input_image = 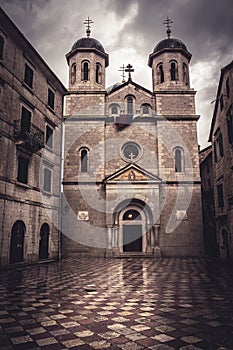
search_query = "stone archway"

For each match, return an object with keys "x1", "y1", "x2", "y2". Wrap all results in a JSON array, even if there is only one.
[
  {"x1": 109, "y1": 198, "x2": 159, "y2": 255},
  {"x1": 39, "y1": 223, "x2": 50, "y2": 260},
  {"x1": 10, "y1": 220, "x2": 25, "y2": 264}
]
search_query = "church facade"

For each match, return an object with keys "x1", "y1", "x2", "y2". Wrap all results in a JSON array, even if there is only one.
[{"x1": 62, "y1": 20, "x2": 203, "y2": 257}]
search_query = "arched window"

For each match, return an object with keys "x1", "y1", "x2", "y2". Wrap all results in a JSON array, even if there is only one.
[
  {"x1": 127, "y1": 96, "x2": 133, "y2": 115},
  {"x1": 123, "y1": 209, "x2": 141, "y2": 220},
  {"x1": 96, "y1": 63, "x2": 102, "y2": 84},
  {"x1": 170, "y1": 61, "x2": 178, "y2": 81},
  {"x1": 183, "y1": 63, "x2": 188, "y2": 85},
  {"x1": 157, "y1": 63, "x2": 164, "y2": 84},
  {"x1": 110, "y1": 104, "x2": 119, "y2": 116},
  {"x1": 174, "y1": 147, "x2": 184, "y2": 172},
  {"x1": 71, "y1": 63, "x2": 76, "y2": 84},
  {"x1": 80, "y1": 148, "x2": 89, "y2": 173},
  {"x1": 82, "y1": 61, "x2": 89, "y2": 81},
  {"x1": 142, "y1": 104, "x2": 150, "y2": 115}
]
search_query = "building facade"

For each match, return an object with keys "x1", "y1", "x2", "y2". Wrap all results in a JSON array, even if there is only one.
[
  {"x1": 200, "y1": 145, "x2": 217, "y2": 256},
  {"x1": 208, "y1": 60, "x2": 233, "y2": 261},
  {"x1": 62, "y1": 22, "x2": 203, "y2": 257},
  {"x1": 0, "y1": 8, "x2": 66, "y2": 267}
]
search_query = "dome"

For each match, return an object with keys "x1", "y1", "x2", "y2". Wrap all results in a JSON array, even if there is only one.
[
  {"x1": 71, "y1": 37, "x2": 105, "y2": 53},
  {"x1": 153, "y1": 38, "x2": 188, "y2": 53}
]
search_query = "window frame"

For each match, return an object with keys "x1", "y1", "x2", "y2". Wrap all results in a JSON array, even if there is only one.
[
  {"x1": 24, "y1": 63, "x2": 34, "y2": 89},
  {"x1": 48, "y1": 88, "x2": 55, "y2": 110},
  {"x1": 45, "y1": 125, "x2": 53, "y2": 149},
  {"x1": 96, "y1": 62, "x2": 102, "y2": 84},
  {"x1": 43, "y1": 167, "x2": 52, "y2": 193},
  {"x1": 217, "y1": 183, "x2": 224, "y2": 208},
  {"x1": 174, "y1": 147, "x2": 184, "y2": 173},
  {"x1": 17, "y1": 155, "x2": 29, "y2": 184},
  {"x1": 157, "y1": 63, "x2": 164, "y2": 84},
  {"x1": 81, "y1": 60, "x2": 90, "y2": 81},
  {"x1": 80, "y1": 147, "x2": 89, "y2": 173},
  {"x1": 170, "y1": 60, "x2": 178, "y2": 81},
  {"x1": 71, "y1": 63, "x2": 77, "y2": 84}
]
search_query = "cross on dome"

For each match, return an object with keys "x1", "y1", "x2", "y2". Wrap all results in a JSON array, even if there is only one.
[
  {"x1": 119, "y1": 64, "x2": 126, "y2": 83},
  {"x1": 84, "y1": 17, "x2": 94, "y2": 37},
  {"x1": 163, "y1": 16, "x2": 173, "y2": 39},
  {"x1": 125, "y1": 64, "x2": 134, "y2": 81}
]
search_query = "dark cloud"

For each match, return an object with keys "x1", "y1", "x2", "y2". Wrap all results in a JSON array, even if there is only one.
[{"x1": 0, "y1": 0, "x2": 232, "y2": 148}]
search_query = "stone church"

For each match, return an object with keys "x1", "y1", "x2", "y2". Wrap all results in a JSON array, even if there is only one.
[{"x1": 62, "y1": 18, "x2": 203, "y2": 257}]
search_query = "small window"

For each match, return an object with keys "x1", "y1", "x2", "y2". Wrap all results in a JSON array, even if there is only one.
[
  {"x1": 111, "y1": 105, "x2": 118, "y2": 115},
  {"x1": 0, "y1": 35, "x2": 4, "y2": 60},
  {"x1": 82, "y1": 61, "x2": 89, "y2": 81},
  {"x1": 21, "y1": 106, "x2": 31, "y2": 132},
  {"x1": 226, "y1": 77, "x2": 230, "y2": 98},
  {"x1": 80, "y1": 148, "x2": 89, "y2": 173},
  {"x1": 45, "y1": 125, "x2": 53, "y2": 148},
  {"x1": 220, "y1": 95, "x2": 224, "y2": 111},
  {"x1": 183, "y1": 63, "x2": 188, "y2": 85},
  {"x1": 142, "y1": 104, "x2": 150, "y2": 115},
  {"x1": 96, "y1": 63, "x2": 102, "y2": 84},
  {"x1": 43, "y1": 168, "x2": 52, "y2": 192},
  {"x1": 217, "y1": 132, "x2": 224, "y2": 157},
  {"x1": 170, "y1": 61, "x2": 178, "y2": 81},
  {"x1": 214, "y1": 141, "x2": 217, "y2": 162},
  {"x1": 157, "y1": 63, "x2": 164, "y2": 83},
  {"x1": 24, "y1": 63, "x2": 33, "y2": 88},
  {"x1": 71, "y1": 63, "x2": 76, "y2": 84},
  {"x1": 174, "y1": 148, "x2": 183, "y2": 172},
  {"x1": 17, "y1": 156, "x2": 29, "y2": 184},
  {"x1": 48, "y1": 88, "x2": 55, "y2": 110},
  {"x1": 217, "y1": 183, "x2": 224, "y2": 208},
  {"x1": 127, "y1": 96, "x2": 133, "y2": 115}
]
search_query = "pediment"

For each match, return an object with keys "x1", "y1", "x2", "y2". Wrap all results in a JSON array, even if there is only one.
[{"x1": 104, "y1": 163, "x2": 162, "y2": 183}]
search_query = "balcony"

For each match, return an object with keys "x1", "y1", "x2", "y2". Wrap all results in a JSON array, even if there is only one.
[{"x1": 14, "y1": 120, "x2": 45, "y2": 152}]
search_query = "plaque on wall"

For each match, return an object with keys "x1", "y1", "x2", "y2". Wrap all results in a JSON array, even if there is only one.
[{"x1": 77, "y1": 211, "x2": 89, "y2": 221}]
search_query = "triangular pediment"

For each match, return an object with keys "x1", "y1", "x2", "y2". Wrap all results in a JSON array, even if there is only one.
[{"x1": 104, "y1": 163, "x2": 162, "y2": 183}]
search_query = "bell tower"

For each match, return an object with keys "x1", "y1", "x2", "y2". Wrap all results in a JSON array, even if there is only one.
[
  {"x1": 65, "y1": 18, "x2": 109, "y2": 116},
  {"x1": 148, "y1": 17, "x2": 195, "y2": 116}
]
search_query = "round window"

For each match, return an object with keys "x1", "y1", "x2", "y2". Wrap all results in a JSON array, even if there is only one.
[{"x1": 122, "y1": 142, "x2": 141, "y2": 162}]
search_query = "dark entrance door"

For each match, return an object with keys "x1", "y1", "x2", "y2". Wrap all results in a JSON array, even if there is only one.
[
  {"x1": 123, "y1": 225, "x2": 142, "y2": 252},
  {"x1": 10, "y1": 221, "x2": 25, "y2": 264},
  {"x1": 39, "y1": 223, "x2": 49, "y2": 260}
]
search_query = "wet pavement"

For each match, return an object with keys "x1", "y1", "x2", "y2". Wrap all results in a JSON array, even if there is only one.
[{"x1": 0, "y1": 257, "x2": 233, "y2": 350}]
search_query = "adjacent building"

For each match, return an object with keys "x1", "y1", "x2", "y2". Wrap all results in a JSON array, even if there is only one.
[
  {"x1": 208, "y1": 60, "x2": 233, "y2": 260},
  {"x1": 0, "y1": 7, "x2": 66, "y2": 267},
  {"x1": 62, "y1": 20, "x2": 204, "y2": 257}
]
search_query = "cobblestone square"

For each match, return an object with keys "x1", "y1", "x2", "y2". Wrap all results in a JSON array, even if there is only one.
[{"x1": 0, "y1": 258, "x2": 233, "y2": 349}]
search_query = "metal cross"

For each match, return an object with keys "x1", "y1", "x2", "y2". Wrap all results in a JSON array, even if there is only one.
[
  {"x1": 125, "y1": 64, "x2": 134, "y2": 81},
  {"x1": 163, "y1": 16, "x2": 173, "y2": 38},
  {"x1": 119, "y1": 64, "x2": 126, "y2": 83},
  {"x1": 84, "y1": 17, "x2": 94, "y2": 37}
]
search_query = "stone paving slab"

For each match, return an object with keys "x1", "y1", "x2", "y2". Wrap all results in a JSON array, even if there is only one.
[{"x1": 0, "y1": 257, "x2": 233, "y2": 349}]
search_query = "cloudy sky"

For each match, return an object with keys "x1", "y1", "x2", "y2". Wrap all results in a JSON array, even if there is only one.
[{"x1": 1, "y1": 0, "x2": 233, "y2": 149}]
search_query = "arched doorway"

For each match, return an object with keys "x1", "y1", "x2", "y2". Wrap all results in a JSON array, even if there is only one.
[
  {"x1": 10, "y1": 220, "x2": 25, "y2": 264},
  {"x1": 122, "y1": 209, "x2": 142, "y2": 252},
  {"x1": 39, "y1": 223, "x2": 50, "y2": 260}
]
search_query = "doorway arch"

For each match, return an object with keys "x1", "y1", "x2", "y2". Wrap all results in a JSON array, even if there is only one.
[
  {"x1": 39, "y1": 223, "x2": 50, "y2": 260},
  {"x1": 10, "y1": 220, "x2": 25, "y2": 264},
  {"x1": 113, "y1": 199, "x2": 153, "y2": 253}
]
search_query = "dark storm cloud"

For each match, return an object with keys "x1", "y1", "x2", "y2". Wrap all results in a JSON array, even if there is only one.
[
  {"x1": 0, "y1": 0, "x2": 232, "y2": 147},
  {"x1": 107, "y1": 0, "x2": 233, "y2": 63}
]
